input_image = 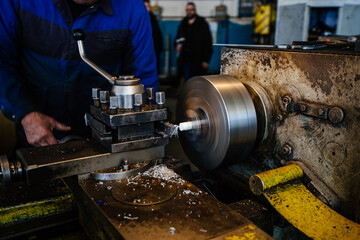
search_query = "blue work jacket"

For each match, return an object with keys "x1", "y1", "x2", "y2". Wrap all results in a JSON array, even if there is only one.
[{"x1": 0, "y1": 0, "x2": 158, "y2": 132}]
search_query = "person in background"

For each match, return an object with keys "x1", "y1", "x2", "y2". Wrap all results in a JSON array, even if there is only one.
[
  {"x1": 0, "y1": 0, "x2": 158, "y2": 147},
  {"x1": 175, "y1": 2, "x2": 213, "y2": 81},
  {"x1": 144, "y1": 0, "x2": 163, "y2": 74}
]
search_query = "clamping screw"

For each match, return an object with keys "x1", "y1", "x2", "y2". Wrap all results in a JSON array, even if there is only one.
[
  {"x1": 122, "y1": 160, "x2": 129, "y2": 171},
  {"x1": 282, "y1": 96, "x2": 292, "y2": 105},
  {"x1": 282, "y1": 144, "x2": 293, "y2": 156}
]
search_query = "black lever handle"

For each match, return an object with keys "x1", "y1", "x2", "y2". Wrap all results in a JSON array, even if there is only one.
[{"x1": 73, "y1": 29, "x2": 86, "y2": 41}]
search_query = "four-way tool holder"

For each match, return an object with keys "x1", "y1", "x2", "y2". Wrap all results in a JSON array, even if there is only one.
[
  {"x1": 85, "y1": 83, "x2": 170, "y2": 153},
  {"x1": 72, "y1": 29, "x2": 173, "y2": 153}
]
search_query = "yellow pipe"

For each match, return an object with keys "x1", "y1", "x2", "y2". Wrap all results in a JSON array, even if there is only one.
[
  {"x1": 250, "y1": 165, "x2": 360, "y2": 239},
  {"x1": 249, "y1": 164, "x2": 303, "y2": 195}
]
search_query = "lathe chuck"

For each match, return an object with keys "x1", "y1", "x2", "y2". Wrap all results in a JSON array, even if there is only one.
[{"x1": 176, "y1": 75, "x2": 258, "y2": 170}]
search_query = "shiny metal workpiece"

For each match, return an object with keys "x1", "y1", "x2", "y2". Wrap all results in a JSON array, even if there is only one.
[{"x1": 177, "y1": 75, "x2": 258, "y2": 170}]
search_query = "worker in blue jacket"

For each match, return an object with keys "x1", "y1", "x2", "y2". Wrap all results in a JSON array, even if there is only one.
[{"x1": 0, "y1": 0, "x2": 158, "y2": 147}]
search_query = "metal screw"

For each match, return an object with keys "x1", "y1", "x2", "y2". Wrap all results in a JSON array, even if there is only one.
[
  {"x1": 282, "y1": 95, "x2": 292, "y2": 105},
  {"x1": 100, "y1": 91, "x2": 109, "y2": 111},
  {"x1": 133, "y1": 93, "x2": 143, "y2": 112},
  {"x1": 109, "y1": 96, "x2": 118, "y2": 114},
  {"x1": 122, "y1": 160, "x2": 129, "y2": 171},
  {"x1": 156, "y1": 92, "x2": 165, "y2": 109},
  {"x1": 276, "y1": 115, "x2": 283, "y2": 122},
  {"x1": 282, "y1": 144, "x2": 293, "y2": 156},
  {"x1": 146, "y1": 88, "x2": 154, "y2": 104},
  {"x1": 92, "y1": 88, "x2": 100, "y2": 107},
  {"x1": 169, "y1": 227, "x2": 176, "y2": 235},
  {"x1": 300, "y1": 104, "x2": 307, "y2": 112}
]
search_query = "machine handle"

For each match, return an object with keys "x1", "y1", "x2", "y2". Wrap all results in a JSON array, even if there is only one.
[
  {"x1": 72, "y1": 29, "x2": 115, "y2": 85},
  {"x1": 72, "y1": 29, "x2": 86, "y2": 41}
]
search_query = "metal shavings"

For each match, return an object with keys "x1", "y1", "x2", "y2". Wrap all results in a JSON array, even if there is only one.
[
  {"x1": 129, "y1": 164, "x2": 185, "y2": 185},
  {"x1": 124, "y1": 216, "x2": 138, "y2": 220},
  {"x1": 169, "y1": 125, "x2": 179, "y2": 138}
]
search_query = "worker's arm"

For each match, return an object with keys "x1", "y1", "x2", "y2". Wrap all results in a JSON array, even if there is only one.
[
  {"x1": 122, "y1": 1, "x2": 159, "y2": 92},
  {"x1": 0, "y1": 0, "x2": 70, "y2": 146}
]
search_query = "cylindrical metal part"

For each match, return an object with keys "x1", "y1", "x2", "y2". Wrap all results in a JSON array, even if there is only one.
[
  {"x1": 100, "y1": 90, "x2": 109, "y2": 111},
  {"x1": 179, "y1": 121, "x2": 201, "y2": 132},
  {"x1": 120, "y1": 94, "x2": 134, "y2": 110},
  {"x1": 177, "y1": 75, "x2": 258, "y2": 170},
  {"x1": 109, "y1": 96, "x2": 118, "y2": 114},
  {"x1": 146, "y1": 88, "x2": 154, "y2": 104},
  {"x1": 123, "y1": 160, "x2": 129, "y2": 171},
  {"x1": 92, "y1": 88, "x2": 100, "y2": 107},
  {"x1": 133, "y1": 93, "x2": 143, "y2": 112},
  {"x1": 249, "y1": 164, "x2": 303, "y2": 195},
  {"x1": 0, "y1": 155, "x2": 11, "y2": 188},
  {"x1": 156, "y1": 91, "x2": 165, "y2": 109}
]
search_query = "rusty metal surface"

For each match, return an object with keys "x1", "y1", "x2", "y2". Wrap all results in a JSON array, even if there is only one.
[
  {"x1": 66, "y1": 165, "x2": 272, "y2": 240},
  {"x1": 220, "y1": 48, "x2": 360, "y2": 222}
]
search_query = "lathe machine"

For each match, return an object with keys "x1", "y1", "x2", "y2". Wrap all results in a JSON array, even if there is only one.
[{"x1": 0, "y1": 32, "x2": 360, "y2": 239}]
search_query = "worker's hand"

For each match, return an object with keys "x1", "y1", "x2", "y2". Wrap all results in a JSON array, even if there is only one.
[
  {"x1": 176, "y1": 45, "x2": 182, "y2": 52},
  {"x1": 201, "y1": 62, "x2": 209, "y2": 69},
  {"x1": 21, "y1": 112, "x2": 71, "y2": 147}
]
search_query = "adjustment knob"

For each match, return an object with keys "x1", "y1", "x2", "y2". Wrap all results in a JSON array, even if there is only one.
[{"x1": 73, "y1": 29, "x2": 86, "y2": 41}]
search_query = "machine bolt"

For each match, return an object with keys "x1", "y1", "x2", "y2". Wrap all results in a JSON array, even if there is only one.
[
  {"x1": 169, "y1": 227, "x2": 176, "y2": 235},
  {"x1": 276, "y1": 115, "x2": 283, "y2": 122},
  {"x1": 122, "y1": 160, "x2": 129, "y2": 171},
  {"x1": 92, "y1": 88, "x2": 100, "y2": 108},
  {"x1": 146, "y1": 88, "x2": 154, "y2": 104},
  {"x1": 317, "y1": 108, "x2": 324, "y2": 116},
  {"x1": 282, "y1": 95, "x2": 292, "y2": 105},
  {"x1": 282, "y1": 144, "x2": 293, "y2": 156},
  {"x1": 133, "y1": 93, "x2": 143, "y2": 112},
  {"x1": 109, "y1": 96, "x2": 118, "y2": 115},
  {"x1": 300, "y1": 104, "x2": 307, "y2": 112},
  {"x1": 100, "y1": 91, "x2": 109, "y2": 111},
  {"x1": 328, "y1": 107, "x2": 344, "y2": 124},
  {"x1": 156, "y1": 91, "x2": 165, "y2": 109}
]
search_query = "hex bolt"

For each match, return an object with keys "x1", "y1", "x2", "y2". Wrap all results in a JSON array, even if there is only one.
[
  {"x1": 282, "y1": 144, "x2": 293, "y2": 156},
  {"x1": 317, "y1": 108, "x2": 324, "y2": 116},
  {"x1": 300, "y1": 104, "x2": 307, "y2": 112},
  {"x1": 100, "y1": 91, "x2": 109, "y2": 111},
  {"x1": 109, "y1": 96, "x2": 118, "y2": 115},
  {"x1": 133, "y1": 93, "x2": 143, "y2": 112},
  {"x1": 92, "y1": 88, "x2": 101, "y2": 108},
  {"x1": 156, "y1": 91, "x2": 165, "y2": 109},
  {"x1": 122, "y1": 160, "x2": 129, "y2": 171},
  {"x1": 146, "y1": 88, "x2": 154, "y2": 104},
  {"x1": 276, "y1": 115, "x2": 283, "y2": 122}
]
